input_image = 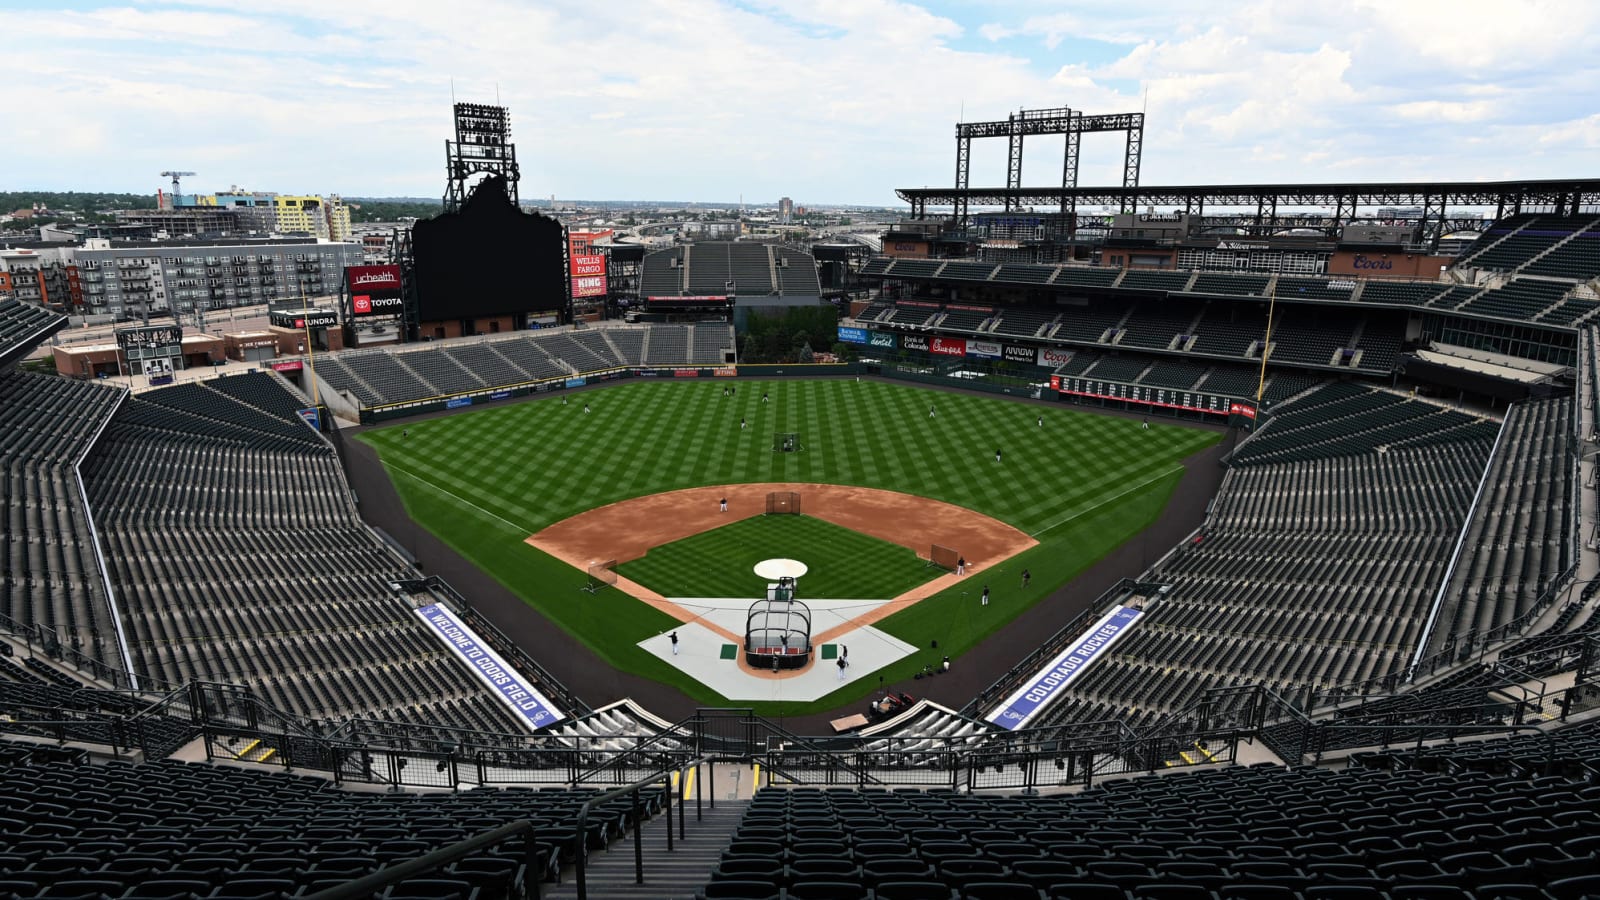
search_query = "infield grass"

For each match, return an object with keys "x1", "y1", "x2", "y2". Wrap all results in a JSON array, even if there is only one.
[
  {"x1": 359, "y1": 377, "x2": 1221, "y2": 712},
  {"x1": 617, "y1": 514, "x2": 938, "y2": 600}
]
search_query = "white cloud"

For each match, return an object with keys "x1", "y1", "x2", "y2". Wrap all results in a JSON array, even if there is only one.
[{"x1": 3, "y1": 0, "x2": 1597, "y2": 203}]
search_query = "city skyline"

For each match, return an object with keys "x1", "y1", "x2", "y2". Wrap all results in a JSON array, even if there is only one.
[{"x1": 7, "y1": 0, "x2": 1597, "y2": 207}]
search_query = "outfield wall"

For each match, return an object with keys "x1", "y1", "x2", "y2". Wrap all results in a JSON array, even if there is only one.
[{"x1": 355, "y1": 364, "x2": 863, "y2": 423}]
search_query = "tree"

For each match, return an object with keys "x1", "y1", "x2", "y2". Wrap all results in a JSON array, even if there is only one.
[
  {"x1": 797, "y1": 343, "x2": 814, "y2": 363},
  {"x1": 742, "y1": 333, "x2": 760, "y2": 363}
]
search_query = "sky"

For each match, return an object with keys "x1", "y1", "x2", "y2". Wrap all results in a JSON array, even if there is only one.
[{"x1": 5, "y1": 0, "x2": 1597, "y2": 207}]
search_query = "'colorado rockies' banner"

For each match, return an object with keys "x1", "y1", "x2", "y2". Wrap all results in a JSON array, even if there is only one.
[
  {"x1": 414, "y1": 604, "x2": 565, "y2": 730},
  {"x1": 986, "y1": 604, "x2": 1143, "y2": 730}
]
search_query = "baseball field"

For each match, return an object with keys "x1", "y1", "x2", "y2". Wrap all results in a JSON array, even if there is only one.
[{"x1": 358, "y1": 377, "x2": 1221, "y2": 712}]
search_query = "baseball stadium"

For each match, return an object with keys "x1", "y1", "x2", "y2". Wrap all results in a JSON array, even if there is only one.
[{"x1": 3, "y1": 96, "x2": 1600, "y2": 900}]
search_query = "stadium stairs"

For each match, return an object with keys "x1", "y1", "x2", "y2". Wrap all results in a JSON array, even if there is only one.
[{"x1": 545, "y1": 795, "x2": 749, "y2": 900}]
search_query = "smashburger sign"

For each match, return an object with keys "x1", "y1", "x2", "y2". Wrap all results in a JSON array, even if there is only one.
[{"x1": 352, "y1": 294, "x2": 405, "y2": 316}]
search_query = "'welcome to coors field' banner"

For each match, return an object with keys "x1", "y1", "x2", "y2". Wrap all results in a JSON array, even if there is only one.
[
  {"x1": 414, "y1": 604, "x2": 565, "y2": 730},
  {"x1": 986, "y1": 604, "x2": 1143, "y2": 730}
]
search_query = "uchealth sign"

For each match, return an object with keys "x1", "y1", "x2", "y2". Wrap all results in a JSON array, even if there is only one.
[
  {"x1": 345, "y1": 264, "x2": 401, "y2": 293},
  {"x1": 930, "y1": 336, "x2": 966, "y2": 357},
  {"x1": 1038, "y1": 346, "x2": 1076, "y2": 368},
  {"x1": 967, "y1": 340, "x2": 1002, "y2": 360}
]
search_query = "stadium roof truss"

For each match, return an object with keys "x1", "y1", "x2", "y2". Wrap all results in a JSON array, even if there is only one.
[{"x1": 900, "y1": 178, "x2": 1600, "y2": 251}]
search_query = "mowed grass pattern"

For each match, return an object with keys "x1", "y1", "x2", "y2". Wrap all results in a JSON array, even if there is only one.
[
  {"x1": 360, "y1": 378, "x2": 1221, "y2": 711},
  {"x1": 617, "y1": 515, "x2": 938, "y2": 600},
  {"x1": 365, "y1": 379, "x2": 1210, "y2": 534}
]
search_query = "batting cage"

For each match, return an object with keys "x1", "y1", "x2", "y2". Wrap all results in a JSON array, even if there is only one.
[
  {"x1": 766, "y1": 491, "x2": 801, "y2": 515},
  {"x1": 928, "y1": 544, "x2": 961, "y2": 571},
  {"x1": 772, "y1": 432, "x2": 803, "y2": 453},
  {"x1": 581, "y1": 559, "x2": 618, "y2": 594},
  {"x1": 745, "y1": 597, "x2": 812, "y2": 670}
]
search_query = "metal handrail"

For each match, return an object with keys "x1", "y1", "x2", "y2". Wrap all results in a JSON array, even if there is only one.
[{"x1": 573, "y1": 760, "x2": 695, "y2": 900}]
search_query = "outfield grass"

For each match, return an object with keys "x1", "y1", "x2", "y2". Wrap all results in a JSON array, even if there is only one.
[
  {"x1": 617, "y1": 514, "x2": 938, "y2": 600},
  {"x1": 359, "y1": 377, "x2": 1220, "y2": 712}
]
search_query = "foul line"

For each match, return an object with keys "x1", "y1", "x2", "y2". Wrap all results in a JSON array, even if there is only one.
[
  {"x1": 388, "y1": 462, "x2": 532, "y2": 534},
  {"x1": 1028, "y1": 465, "x2": 1185, "y2": 538}
]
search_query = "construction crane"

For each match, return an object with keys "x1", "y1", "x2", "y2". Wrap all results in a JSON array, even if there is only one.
[{"x1": 160, "y1": 170, "x2": 196, "y2": 208}]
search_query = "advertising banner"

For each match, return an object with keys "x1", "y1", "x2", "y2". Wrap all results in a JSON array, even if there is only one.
[
  {"x1": 570, "y1": 254, "x2": 606, "y2": 277},
  {"x1": 445, "y1": 396, "x2": 473, "y2": 409},
  {"x1": 1229, "y1": 402, "x2": 1258, "y2": 419},
  {"x1": 967, "y1": 340, "x2": 1002, "y2": 359},
  {"x1": 571, "y1": 275, "x2": 608, "y2": 298},
  {"x1": 296, "y1": 408, "x2": 320, "y2": 430},
  {"x1": 414, "y1": 604, "x2": 564, "y2": 729},
  {"x1": 1002, "y1": 344, "x2": 1035, "y2": 364},
  {"x1": 838, "y1": 326, "x2": 869, "y2": 344},
  {"x1": 490, "y1": 390, "x2": 512, "y2": 401},
  {"x1": 268, "y1": 359, "x2": 303, "y2": 372},
  {"x1": 564, "y1": 376, "x2": 587, "y2": 389},
  {"x1": 351, "y1": 294, "x2": 405, "y2": 316},
  {"x1": 271, "y1": 310, "x2": 337, "y2": 329},
  {"x1": 345, "y1": 264, "x2": 402, "y2": 294},
  {"x1": 713, "y1": 367, "x2": 737, "y2": 377},
  {"x1": 1037, "y1": 346, "x2": 1076, "y2": 368},
  {"x1": 868, "y1": 331, "x2": 897, "y2": 350},
  {"x1": 929, "y1": 336, "x2": 966, "y2": 357},
  {"x1": 673, "y1": 368, "x2": 700, "y2": 378},
  {"x1": 902, "y1": 334, "x2": 930, "y2": 352},
  {"x1": 986, "y1": 605, "x2": 1143, "y2": 730}
]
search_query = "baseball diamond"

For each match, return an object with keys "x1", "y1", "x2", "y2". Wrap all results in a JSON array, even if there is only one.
[{"x1": 360, "y1": 377, "x2": 1219, "y2": 710}]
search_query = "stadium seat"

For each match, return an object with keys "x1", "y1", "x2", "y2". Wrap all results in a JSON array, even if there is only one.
[
  {"x1": 785, "y1": 881, "x2": 872, "y2": 900},
  {"x1": 117, "y1": 878, "x2": 215, "y2": 899},
  {"x1": 874, "y1": 882, "x2": 958, "y2": 900},
  {"x1": 1046, "y1": 885, "x2": 1128, "y2": 900},
  {"x1": 697, "y1": 880, "x2": 782, "y2": 900},
  {"x1": 962, "y1": 882, "x2": 1045, "y2": 899}
]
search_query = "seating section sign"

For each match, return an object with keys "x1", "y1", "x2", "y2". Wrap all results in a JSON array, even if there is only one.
[{"x1": 986, "y1": 605, "x2": 1143, "y2": 730}]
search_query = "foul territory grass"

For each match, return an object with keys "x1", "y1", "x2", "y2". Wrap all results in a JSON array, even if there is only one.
[
  {"x1": 358, "y1": 377, "x2": 1221, "y2": 712},
  {"x1": 617, "y1": 514, "x2": 938, "y2": 600}
]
